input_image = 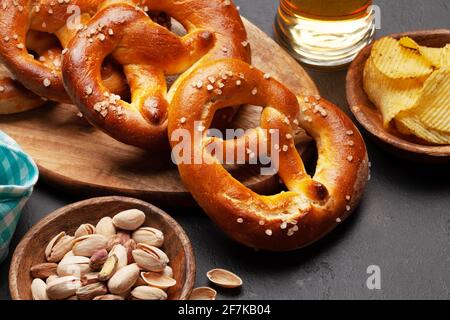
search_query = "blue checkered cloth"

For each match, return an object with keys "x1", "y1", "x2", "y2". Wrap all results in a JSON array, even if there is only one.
[{"x1": 0, "y1": 131, "x2": 38, "y2": 263}]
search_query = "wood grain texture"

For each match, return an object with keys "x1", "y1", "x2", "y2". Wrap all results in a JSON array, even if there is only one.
[
  {"x1": 0, "y1": 18, "x2": 318, "y2": 206},
  {"x1": 9, "y1": 196, "x2": 195, "y2": 300},
  {"x1": 346, "y1": 29, "x2": 450, "y2": 163}
]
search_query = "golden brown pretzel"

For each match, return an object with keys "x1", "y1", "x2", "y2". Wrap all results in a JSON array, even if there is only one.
[
  {"x1": 168, "y1": 59, "x2": 369, "y2": 251},
  {"x1": 0, "y1": 30, "x2": 60, "y2": 114},
  {"x1": 0, "y1": 63, "x2": 44, "y2": 114},
  {"x1": 62, "y1": 0, "x2": 250, "y2": 149},
  {"x1": 0, "y1": 0, "x2": 154, "y2": 102}
]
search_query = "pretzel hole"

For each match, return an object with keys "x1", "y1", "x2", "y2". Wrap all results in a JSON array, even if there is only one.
[{"x1": 26, "y1": 32, "x2": 61, "y2": 63}]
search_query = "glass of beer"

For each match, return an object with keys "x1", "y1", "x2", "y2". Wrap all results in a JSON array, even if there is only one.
[{"x1": 275, "y1": 0, "x2": 375, "y2": 68}]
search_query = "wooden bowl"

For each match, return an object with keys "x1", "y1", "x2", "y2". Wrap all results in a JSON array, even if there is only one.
[
  {"x1": 9, "y1": 196, "x2": 195, "y2": 300},
  {"x1": 346, "y1": 29, "x2": 450, "y2": 163}
]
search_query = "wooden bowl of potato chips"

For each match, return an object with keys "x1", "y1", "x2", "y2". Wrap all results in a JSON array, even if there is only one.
[{"x1": 347, "y1": 29, "x2": 450, "y2": 163}]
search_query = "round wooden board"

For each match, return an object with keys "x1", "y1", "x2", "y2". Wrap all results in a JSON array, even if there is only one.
[{"x1": 0, "y1": 18, "x2": 318, "y2": 207}]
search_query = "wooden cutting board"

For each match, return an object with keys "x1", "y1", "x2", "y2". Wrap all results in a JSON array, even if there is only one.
[{"x1": 0, "y1": 18, "x2": 318, "y2": 207}]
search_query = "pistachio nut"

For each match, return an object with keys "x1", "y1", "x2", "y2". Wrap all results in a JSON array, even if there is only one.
[
  {"x1": 130, "y1": 286, "x2": 167, "y2": 300},
  {"x1": 93, "y1": 294, "x2": 124, "y2": 300},
  {"x1": 30, "y1": 263, "x2": 58, "y2": 279},
  {"x1": 95, "y1": 217, "x2": 116, "y2": 237},
  {"x1": 98, "y1": 254, "x2": 118, "y2": 281},
  {"x1": 76, "y1": 282, "x2": 108, "y2": 300},
  {"x1": 57, "y1": 256, "x2": 91, "y2": 277},
  {"x1": 45, "y1": 232, "x2": 75, "y2": 263},
  {"x1": 107, "y1": 263, "x2": 140, "y2": 295},
  {"x1": 81, "y1": 272, "x2": 100, "y2": 286},
  {"x1": 112, "y1": 209, "x2": 146, "y2": 231},
  {"x1": 46, "y1": 275, "x2": 59, "y2": 285},
  {"x1": 133, "y1": 274, "x2": 147, "y2": 287},
  {"x1": 62, "y1": 250, "x2": 75, "y2": 260},
  {"x1": 132, "y1": 243, "x2": 169, "y2": 272},
  {"x1": 89, "y1": 249, "x2": 109, "y2": 271},
  {"x1": 31, "y1": 278, "x2": 49, "y2": 300},
  {"x1": 132, "y1": 227, "x2": 164, "y2": 247},
  {"x1": 124, "y1": 239, "x2": 136, "y2": 264},
  {"x1": 163, "y1": 266, "x2": 173, "y2": 278},
  {"x1": 106, "y1": 231, "x2": 130, "y2": 251},
  {"x1": 46, "y1": 276, "x2": 82, "y2": 300},
  {"x1": 74, "y1": 223, "x2": 96, "y2": 238},
  {"x1": 72, "y1": 234, "x2": 108, "y2": 257},
  {"x1": 109, "y1": 244, "x2": 128, "y2": 270},
  {"x1": 140, "y1": 271, "x2": 176, "y2": 290}
]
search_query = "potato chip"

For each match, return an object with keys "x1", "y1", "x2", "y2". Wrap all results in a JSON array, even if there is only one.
[
  {"x1": 399, "y1": 37, "x2": 420, "y2": 50},
  {"x1": 419, "y1": 47, "x2": 443, "y2": 68},
  {"x1": 440, "y1": 44, "x2": 450, "y2": 67},
  {"x1": 410, "y1": 68, "x2": 450, "y2": 132},
  {"x1": 398, "y1": 36, "x2": 443, "y2": 67},
  {"x1": 395, "y1": 112, "x2": 450, "y2": 145},
  {"x1": 363, "y1": 58, "x2": 424, "y2": 126},
  {"x1": 371, "y1": 37, "x2": 433, "y2": 78}
]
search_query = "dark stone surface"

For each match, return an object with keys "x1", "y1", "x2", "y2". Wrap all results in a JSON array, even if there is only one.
[{"x1": 1, "y1": 0, "x2": 449, "y2": 300}]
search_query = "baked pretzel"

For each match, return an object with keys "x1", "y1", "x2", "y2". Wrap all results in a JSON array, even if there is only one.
[
  {"x1": 168, "y1": 59, "x2": 369, "y2": 251},
  {"x1": 0, "y1": 0, "x2": 163, "y2": 103},
  {"x1": 0, "y1": 62, "x2": 45, "y2": 114},
  {"x1": 62, "y1": 0, "x2": 250, "y2": 149},
  {"x1": 0, "y1": 30, "x2": 61, "y2": 114}
]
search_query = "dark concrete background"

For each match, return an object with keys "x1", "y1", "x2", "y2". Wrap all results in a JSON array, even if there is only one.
[{"x1": 1, "y1": 0, "x2": 449, "y2": 300}]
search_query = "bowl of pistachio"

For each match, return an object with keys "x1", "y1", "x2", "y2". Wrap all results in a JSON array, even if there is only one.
[{"x1": 9, "y1": 196, "x2": 195, "y2": 300}]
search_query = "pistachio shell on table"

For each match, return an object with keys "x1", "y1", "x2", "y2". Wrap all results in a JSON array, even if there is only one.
[
  {"x1": 189, "y1": 287, "x2": 217, "y2": 300},
  {"x1": 132, "y1": 227, "x2": 164, "y2": 247},
  {"x1": 31, "y1": 278, "x2": 49, "y2": 300},
  {"x1": 46, "y1": 276, "x2": 82, "y2": 300},
  {"x1": 107, "y1": 263, "x2": 140, "y2": 295},
  {"x1": 57, "y1": 256, "x2": 91, "y2": 277},
  {"x1": 109, "y1": 244, "x2": 128, "y2": 270},
  {"x1": 76, "y1": 282, "x2": 108, "y2": 300},
  {"x1": 72, "y1": 234, "x2": 108, "y2": 257},
  {"x1": 140, "y1": 271, "x2": 176, "y2": 290},
  {"x1": 93, "y1": 294, "x2": 124, "y2": 300},
  {"x1": 89, "y1": 249, "x2": 109, "y2": 271},
  {"x1": 130, "y1": 286, "x2": 167, "y2": 300},
  {"x1": 132, "y1": 243, "x2": 169, "y2": 272},
  {"x1": 206, "y1": 269, "x2": 243, "y2": 289},
  {"x1": 112, "y1": 209, "x2": 146, "y2": 231},
  {"x1": 30, "y1": 263, "x2": 58, "y2": 279},
  {"x1": 74, "y1": 224, "x2": 96, "y2": 238},
  {"x1": 45, "y1": 232, "x2": 75, "y2": 263},
  {"x1": 95, "y1": 217, "x2": 116, "y2": 237}
]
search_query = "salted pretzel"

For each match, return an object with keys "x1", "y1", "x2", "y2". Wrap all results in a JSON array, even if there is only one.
[
  {"x1": 168, "y1": 59, "x2": 369, "y2": 251},
  {"x1": 0, "y1": 0, "x2": 168, "y2": 103},
  {"x1": 62, "y1": 0, "x2": 250, "y2": 149},
  {"x1": 0, "y1": 62, "x2": 44, "y2": 114},
  {"x1": 0, "y1": 30, "x2": 61, "y2": 114}
]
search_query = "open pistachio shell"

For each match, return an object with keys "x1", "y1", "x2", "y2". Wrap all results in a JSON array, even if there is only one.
[
  {"x1": 206, "y1": 269, "x2": 243, "y2": 289},
  {"x1": 140, "y1": 271, "x2": 177, "y2": 290},
  {"x1": 189, "y1": 287, "x2": 217, "y2": 300}
]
